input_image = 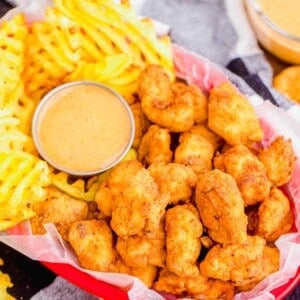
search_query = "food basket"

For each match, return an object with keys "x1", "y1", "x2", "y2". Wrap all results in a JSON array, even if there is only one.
[{"x1": 0, "y1": 1, "x2": 299, "y2": 300}]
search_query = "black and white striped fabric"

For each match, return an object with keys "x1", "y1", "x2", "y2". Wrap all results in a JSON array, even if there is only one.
[{"x1": 0, "y1": 0, "x2": 299, "y2": 299}]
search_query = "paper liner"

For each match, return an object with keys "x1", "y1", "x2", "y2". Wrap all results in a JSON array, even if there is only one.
[{"x1": 0, "y1": 1, "x2": 299, "y2": 299}]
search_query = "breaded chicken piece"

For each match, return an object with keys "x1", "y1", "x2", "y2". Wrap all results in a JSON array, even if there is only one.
[
  {"x1": 138, "y1": 64, "x2": 196, "y2": 132},
  {"x1": 189, "y1": 124, "x2": 223, "y2": 151},
  {"x1": 236, "y1": 246, "x2": 280, "y2": 292},
  {"x1": 137, "y1": 124, "x2": 172, "y2": 166},
  {"x1": 214, "y1": 144, "x2": 271, "y2": 206},
  {"x1": 257, "y1": 187, "x2": 293, "y2": 242},
  {"x1": 68, "y1": 219, "x2": 116, "y2": 272},
  {"x1": 31, "y1": 186, "x2": 88, "y2": 240},
  {"x1": 208, "y1": 82, "x2": 264, "y2": 146},
  {"x1": 153, "y1": 269, "x2": 234, "y2": 300},
  {"x1": 165, "y1": 204, "x2": 203, "y2": 277},
  {"x1": 148, "y1": 162, "x2": 197, "y2": 205},
  {"x1": 110, "y1": 256, "x2": 158, "y2": 288},
  {"x1": 174, "y1": 130, "x2": 215, "y2": 176},
  {"x1": 172, "y1": 81, "x2": 208, "y2": 124},
  {"x1": 94, "y1": 182, "x2": 113, "y2": 218},
  {"x1": 200, "y1": 236, "x2": 278, "y2": 287},
  {"x1": 258, "y1": 136, "x2": 296, "y2": 186},
  {"x1": 195, "y1": 169, "x2": 248, "y2": 244},
  {"x1": 108, "y1": 160, "x2": 169, "y2": 237},
  {"x1": 130, "y1": 102, "x2": 150, "y2": 149},
  {"x1": 116, "y1": 221, "x2": 165, "y2": 268}
]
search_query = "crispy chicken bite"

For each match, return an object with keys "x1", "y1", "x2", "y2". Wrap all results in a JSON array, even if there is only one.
[
  {"x1": 137, "y1": 124, "x2": 172, "y2": 166},
  {"x1": 30, "y1": 186, "x2": 88, "y2": 240},
  {"x1": 165, "y1": 204, "x2": 203, "y2": 277},
  {"x1": 108, "y1": 160, "x2": 169, "y2": 238},
  {"x1": 130, "y1": 102, "x2": 150, "y2": 149},
  {"x1": 68, "y1": 219, "x2": 116, "y2": 272},
  {"x1": 94, "y1": 182, "x2": 114, "y2": 218},
  {"x1": 214, "y1": 144, "x2": 271, "y2": 206},
  {"x1": 258, "y1": 136, "x2": 297, "y2": 186},
  {"x1": 171, "y1": 81, "x2": 208, "y2": 124},
  {"x1": 189, "y1": 124, "x2": 223, "y2": 151},
  {"x1": 110, "y1": 256, "x2": 158, "y2": 288},
  {"x1": 116, "y1": 221, "x2": 165, "y2": 268},
  {"x1": 236, "y1": 246, "x2": 280, "y2": 292},
  {"x1": 208, "y1": 82, "x2": 264, "y2": 146},
  {"x1": 138, "y1": 64, "x2": 204, "y2": 132},
  {"x1": 195, "y1": 169, "x2": 248, "y2": 244},
  {"x1": 257, "y1": 187, "x2": 293, "y2": 242},
  {"x1": 199, "y1": 236, "x2": 278, "y2": 287},
  {"x1": 153, "y1": 269, "x2": 234, "y2": 300},
  {"x1": 174, "y1": 130, "x2": 215, "y2": 176},
  {"x1": 148, "y1": 162, "x2": 197, "y2": 205}
]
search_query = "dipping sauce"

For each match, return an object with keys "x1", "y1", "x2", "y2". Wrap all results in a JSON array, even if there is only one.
[
  {"x1": 257, "y1": 0, "x2": 300, "y2": 37},
  {"x1": 245, "y1": 0, "x2": 300, "y2": 64},
  {"x1": 32, "y1": 81, "x2": 134, "y2": 176}
]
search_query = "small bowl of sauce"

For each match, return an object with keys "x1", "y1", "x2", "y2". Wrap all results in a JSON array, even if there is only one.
[
  {"x1": 245, "y1": 0, "x2": 300, "y2": 64},
  {"x1": 32, "y1": 81, "x2": 135, "y2": 176}
]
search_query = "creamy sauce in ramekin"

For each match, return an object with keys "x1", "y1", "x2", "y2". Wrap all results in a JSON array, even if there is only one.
[
  {"x1": 258, "y1": 0, "x2": 300, "y2": 37},
  {"x1": 33, "y1": 82, "x2": 134, "y2": 175}
]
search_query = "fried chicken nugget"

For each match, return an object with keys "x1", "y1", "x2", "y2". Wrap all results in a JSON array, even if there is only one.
[
  {"x1": 109, "y1": 160, "x2": 169, "y2": 237},
  {"x1": 236, "y1": 246, "x2": 280, "y2": 292},
  {"x1": 94, "y1": 182, "x2": 114, "y2": 218},
  {"x1": 137, "y1": 124, "x2": 172, "y2": 166},
  {"x1": 148, "y1": 162, "x2": 197, "y2": 205},
  {"x1": 257, "y1": 187, "x2": 293, "y2": 242},
  {"x1": 110, "y1": 256, "x2": 158, "y2": 288},
  {"x1": 258, "y1": 136, "x2": 297, "y2": 186},
  {"x1": 153, "y1": 269, "x2": 234, "y2": 300},
  {"x1": 214, "y1": 144, "x2": 271, "y2": 206},
  {"x1": 171, "y1": 81, "x2": 208, "y2": 124},
  {"x1": 208, "y1": 82, "x2": 264, "y2": 146},
  {"x1": 200, "y1": 236, "x2": 278, "y2": 287},
  {"x1": 116, "y1": 221, "x2": 165, "y2": 268},
  {"x1": 138, "y1": 64, "x2": 196, "y2": 132},
  {"x1": 130, "y1": 102, "x2": 150, "y2": 149},
  {"x1": 68, "y1": 219, "x2": 116, "y2": 272},
  {"x1": 30, "y1": 186, "x2": 88, "y2": 240},
  {"x1": 174, "y1": 130, "x2": 215, "y2": 176},
  {"x1": 195, "y1": 169, "x2": 248, "y2": 244},
  {"x1": 165, "y1": 204, "x2": 203, "y2": 277}
]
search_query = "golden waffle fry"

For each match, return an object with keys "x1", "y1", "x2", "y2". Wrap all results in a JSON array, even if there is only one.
[
  {"x1": 0, "y1": 14, "x2": 27, "y2": 107},
  {"x1": 0, "y1": 151, "x2": 50, "y2": 231},
  {"x1": 50, "y1": 171, "x2": 100, "y2": 202},
  {"x1": 273, "y1": 65, "x2": 300, "y2": 104},
  {"x1": 22, "y1": 7, "x2": 82, "y2": 101},
  {"x1": 0, "y1": 107, "x2": 36, "y2": 154},
  {"x1": 64, "y1": 53, "x2": 141, "y2": 103},
  {"x1": 54, "y1": 0, "x2": 174, "y2": 78}
]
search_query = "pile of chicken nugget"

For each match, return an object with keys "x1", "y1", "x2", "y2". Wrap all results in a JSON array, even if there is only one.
[
  {"x1": 31, "y1": 63, "x2": 297, "y2": 299},
  {"x1": 0, "y1": 0, "x2": 297, "y2": 299}
]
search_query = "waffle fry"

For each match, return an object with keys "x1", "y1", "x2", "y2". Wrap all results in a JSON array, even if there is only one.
[
  {"x1": 0, "y1": 151, "x2": 50, "y2": 231},
  {"x1": 64, "y1": 53, "x2": 141, "y2": 103},
  {"x1": 50, "y1": 171, "x2": 100, "y2": 202},
  {"x1": 0, "y1": 107, "x2": 36, "y2": 154},
  {"x1": 22, "y1": 7, "x2": 82, "y2": 101},
  {"x1": 0, "y1": 14, "x2": 27, "y2": 107},
  {"x1": 53, "y1": 0, "x2": 175, "y2": 79}
]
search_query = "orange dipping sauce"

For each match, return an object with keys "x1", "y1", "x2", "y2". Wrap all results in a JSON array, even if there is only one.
[{"x1": 32, "y1": 81, "x2": 134, "y2": 176}]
